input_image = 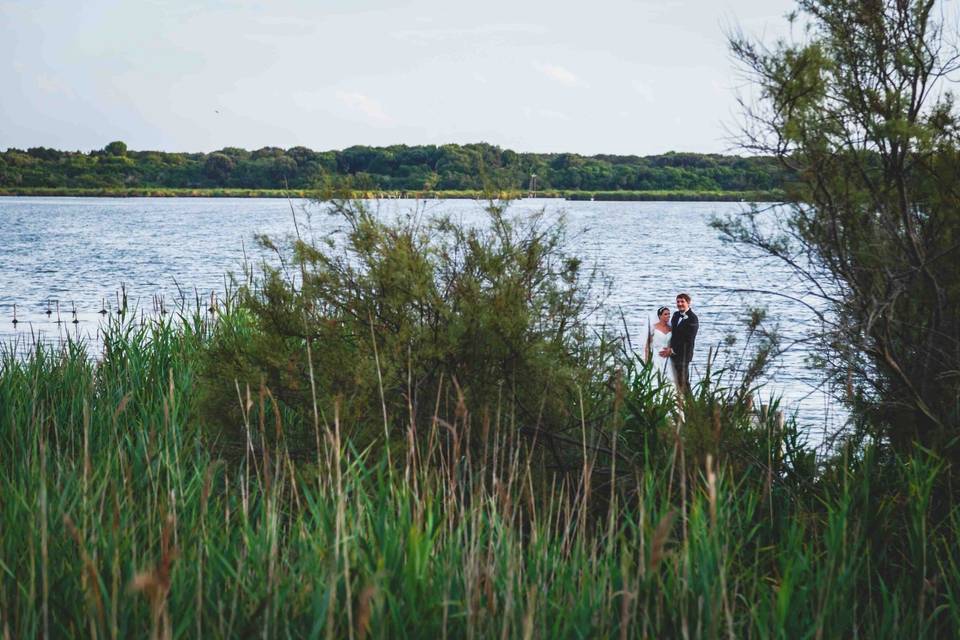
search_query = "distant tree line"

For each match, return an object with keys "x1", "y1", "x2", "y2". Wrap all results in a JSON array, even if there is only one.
[{"x1": 0, "y1": 141, "x2": 787, "y2": 192}]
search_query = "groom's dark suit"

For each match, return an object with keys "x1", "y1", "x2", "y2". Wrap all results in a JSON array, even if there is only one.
[{"x1": 670, "y1": 308, "x2": 699, "y2": 394}]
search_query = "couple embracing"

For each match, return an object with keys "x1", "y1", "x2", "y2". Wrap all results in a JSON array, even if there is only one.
[{"x1": 644, "y1": 293, "x2": 699, "y2": 395}]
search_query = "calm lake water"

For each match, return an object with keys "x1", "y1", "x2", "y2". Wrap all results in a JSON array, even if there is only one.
[{"x1": 0, "y1": 196, "x2": 841, "y2": 441}]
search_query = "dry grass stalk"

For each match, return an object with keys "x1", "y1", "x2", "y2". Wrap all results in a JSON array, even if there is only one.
[
  {"x1": 706, "y1": 454, "x2": 717, "y2": 528},
  {"x1": 130, "y1": 514, "x2": 178, "y2": 640},
  {"x1": 618, "y1": 583, "x2": 634, "y2": 640},
  {"x1": 354, "y1": 583, "x2": 376, "y2": 640},
  {"x1": 521, "y1": 585, "x2": 537, "y2": 640},
  {"x1": 648, "y1": 509, "x2": 676, "y2": 574}
]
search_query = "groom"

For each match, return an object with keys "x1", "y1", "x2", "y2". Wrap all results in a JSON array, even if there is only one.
[{"x1": 660, "y1": 293, "x2": 699, "y2": 394}]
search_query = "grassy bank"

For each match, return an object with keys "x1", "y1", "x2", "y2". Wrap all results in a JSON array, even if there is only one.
[
  {"x1": 565, "y1": 189, "x2": 785, "y2": 202},
  {"x1": 1, "y1": 314, "x2": 958, "y2": 638},
  {"x1": 0, "y1": 186, "x2": 784, "y2": 201}
]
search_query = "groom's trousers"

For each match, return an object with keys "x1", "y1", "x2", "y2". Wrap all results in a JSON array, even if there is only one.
[{"x1": 674, "y1": 360, "x2": 691, "y2": 395}]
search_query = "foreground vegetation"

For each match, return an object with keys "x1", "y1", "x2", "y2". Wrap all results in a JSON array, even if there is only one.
[
  {"x1": 0, "y1": 142, "x2": 787, "y2": 194},
  {"x1": 2, "y1": 306, "x2": 958, "y2": 638},
  {"x1": 1, "y1": 197, "x2": 958, "y2": 638}
]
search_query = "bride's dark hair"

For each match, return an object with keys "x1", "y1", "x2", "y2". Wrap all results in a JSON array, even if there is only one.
[{"x1": 656, "y1": 306, "x2": 670, "y2": 317}]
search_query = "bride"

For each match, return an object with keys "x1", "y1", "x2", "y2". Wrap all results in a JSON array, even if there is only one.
[{"x1": 644, "y1": 306, "x2": 676, "y2": 387}]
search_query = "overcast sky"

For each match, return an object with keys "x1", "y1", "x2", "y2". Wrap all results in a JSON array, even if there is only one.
[{"x1": 1, "y1": 0, "x2": 796, "y2": 155}]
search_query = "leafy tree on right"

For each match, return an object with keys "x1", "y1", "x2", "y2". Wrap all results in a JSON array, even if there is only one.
[{"x1": 718, "y1": 0, "x2": 960, "y2": 461}]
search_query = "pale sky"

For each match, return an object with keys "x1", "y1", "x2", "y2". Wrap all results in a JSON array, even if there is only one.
[{"x1": 1, "y1": 0, "x2": 795, "y2": 155}]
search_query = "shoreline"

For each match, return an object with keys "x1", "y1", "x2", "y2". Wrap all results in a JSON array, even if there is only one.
[{"x1": 0, "y1": 187, "x2": 784, "y2": 202}]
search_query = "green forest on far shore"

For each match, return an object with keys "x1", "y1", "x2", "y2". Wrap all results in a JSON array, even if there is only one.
[{"x1": 0, "y1": 141, "x2": 787, "y2": 197}]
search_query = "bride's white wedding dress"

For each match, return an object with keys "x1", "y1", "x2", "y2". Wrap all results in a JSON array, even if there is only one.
[{"x1": 648, "y1": 327, "x2": 677, "y2": 387}]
